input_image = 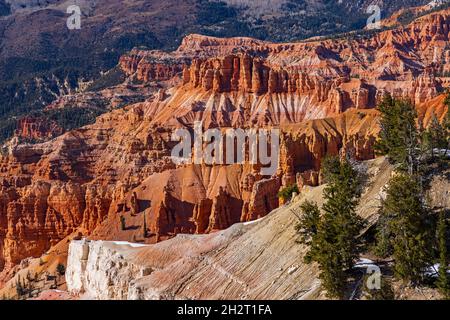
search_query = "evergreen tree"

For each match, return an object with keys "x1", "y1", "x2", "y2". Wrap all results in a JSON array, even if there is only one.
[
  {"x1": 15, "y1": 276, "x2": 26, "y2": 298},
  {"x1": 295, "y1": 200, "x2": 320, "y2": 248},
  {"x1": 143, "y1": 213, "x2": 148, "y2": 238},
  {"x1": 429, "y1": 114, "x2": 447, "y2": 150},
  {"x1": 444, "y1": 89, "x2": 450, "y2": 108},
  {"x1": 56, "y1": 263, "x2": 66, "y2": 276},
  {"x1": 444, "y1": 108, "x2": 450, "y2": 156},
  {"x1": 441, "y1": 92, "x2": 450, "y2": 156},
  {"x1": 437, "y1": 211, "x2": 450, "y2": 299},
  {"x1": 423, "y1": 113, "x2": 448, "y2": 160},
  {"x1": 303, "y1": 157, "x2": 365, "y2": 299},
  {"x1": 376, "y1": 174, "x2": 433, "y2": 284},
  {"x1": 375, "y1": 213, "x2": 394, "y2": 258},
  {"x1": 375, "y1": 95, "x2": 421, "y2": 175},
  {"x1": 320, "y1": 155, "x2": 341, "y2": 183},
  {"x1": 15, "y1": 278, "x2": 23, "y2": 298},
  {"x1": 278, "y1": 184, "x2": 299, "y2": 202},
  {"x1": 321, "y1": 158, "x2": 365, "y2": 269},
  {"x1": 120, "y1": 215, "x2": 126, "y2": 231},
  {"x1": 27, "y1": 279, "x2": 33, "y2": 298}
]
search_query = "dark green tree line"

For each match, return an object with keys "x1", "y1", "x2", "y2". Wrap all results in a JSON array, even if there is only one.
[{"x1": 375, "y1": 94, "x2": 448, "y2": 290}]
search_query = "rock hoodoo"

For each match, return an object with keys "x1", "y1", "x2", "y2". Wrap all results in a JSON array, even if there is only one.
[{"x1": 1, "y1": 7, "x2": 450, "y2": 273}]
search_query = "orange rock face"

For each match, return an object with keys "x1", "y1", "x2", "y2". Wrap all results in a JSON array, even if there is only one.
[
  {"x1": 122, "y1": 8, "x2": 450, "y2": 106},
  {"x1": 119, "y1": 51, "x2": 187, "y2": 83},
  {"x1": 16, "y1": 117, "x2": 64, "y2": 142},
  {"x1": 1, "y1": 8, "x2": 450, "y2": 273},
  {"x1": 0, "y1": 107, "x2": 381, "y2": 271}
]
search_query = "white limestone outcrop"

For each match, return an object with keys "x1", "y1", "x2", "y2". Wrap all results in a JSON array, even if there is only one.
[{"x1": 66, "y1": 240, "x2": 151, "y2": 300}]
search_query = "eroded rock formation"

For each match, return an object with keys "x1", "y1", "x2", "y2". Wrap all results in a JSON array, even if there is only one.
[{"x1": 1, "y1": 7, "x2": 450, "y2": 274}]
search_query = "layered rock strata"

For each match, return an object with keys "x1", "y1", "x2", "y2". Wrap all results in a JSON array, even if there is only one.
[{"x1": 1, "y1": 8, "x2": 450, "y2": 273}]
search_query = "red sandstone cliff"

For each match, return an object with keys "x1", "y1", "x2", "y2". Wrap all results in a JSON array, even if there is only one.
[
  {"x1": 120, "y1": 8, "x2": 450, "y2": 108},
  {"x1": 1, "y1": 8, "x2": 450, "y2": 275},
  {"x1": 15, "y1": 117, "x2": 64, "y2": 142}
]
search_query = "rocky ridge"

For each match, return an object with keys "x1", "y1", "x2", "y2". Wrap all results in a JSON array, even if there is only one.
[
  {"x1": 120, "y1": 8, "x2": 450, "y2": 128},
  {"x1": 63, "y1": 157, "x2": 448, "y2": 300},
  {"x1": 0, "y1": 8, "x2": 449, "y2": 277}
]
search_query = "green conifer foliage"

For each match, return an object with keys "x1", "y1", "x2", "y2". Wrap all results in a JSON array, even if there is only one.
[
  {"x1": 437, "y1": 211, "x2": 450, "y2": 299},
  {"x1": 295, "y1": 200, "x2": 321, "y2": 247},
  {"x1": 423, "y1": 113, "x2": 448, "y2": 161},
  {"x1": 375, "y1": 95, "x2": 421, "y2": 174},
  {"x1": 376, "y1": 174, "x2": 433, "y2": 284},
  {"x1": 300, "y1": 157, "x2": 365, "y2": 299},
  {"x1": 120, "y1": 215, "x2": 126, "y2": 231}
]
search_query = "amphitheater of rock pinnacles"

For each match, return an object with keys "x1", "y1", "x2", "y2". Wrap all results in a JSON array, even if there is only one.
[{"x1": 0, "y1": 0, "x2": 448, "y2": 301}]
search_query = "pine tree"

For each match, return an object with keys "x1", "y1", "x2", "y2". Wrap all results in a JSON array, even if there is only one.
[
  {"x1": 423, "y1": 113, "x2": 448, "y2": 161},
  {"x1": 437, "y1": 211, "x2": 450, "y2": 299},
  {"x1": 303, "y1": 157, "x2": 365, "y2": 299},
  {"x1": 443, "y1": 108, "x2": 450, "y2": 156},
  {"x1": 376, "y1": 174, "x2": 433, "y2": 284},
  {"x1": 444, "y1": 89, "x2": 450, "y2": 107},
  {"x1": 320, "y1": 155, "x2": 341, "y2": 183},
  {"x1": 143, "y1": 213, "x2": 148, "y2": 238},
  {"x1": 375, "y1": 95, "x2": 421, "y2": 175},
  {"x1": 321, "y1": 157, "x2": 365, "y2": 269},
  {"x1": 440, "y1": 92, "x2": 450, "y2": 156},
  {"x1": 15, "y1": 276, "x2": 25, "y2": 298},
  {"x1": 27, "y1": 279, "x2": 33, "y2": 298},
  {"x1": 278, "y1": 184, "x2": 299, "y2": 202},
  {"x1": 375, "y1": 212, "x2": 394, "y2": 258},
  {"x1": 120, "y1": 215, "x2": 126, "y2": 231},
  {"x1": 56, "y1": 263, "x2": 66, "y2": 276},
  {"x1": 295, "y1": 200, "x2": 320, "y2": 248},
  {"x1": 429, "y1": 114, "x2": 447, "y2": 150}
]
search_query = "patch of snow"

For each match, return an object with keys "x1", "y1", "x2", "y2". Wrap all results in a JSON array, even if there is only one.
[
  {"x1": 354, "y1": 258, "x2": 378, "y2": 269},
  {"x1": 288, "y1": 265, "x2": 299, "y2": 275},
  {"x1": 424, "y1": 264, "x2": 450, "y2": 277},
  {"x1": 434, "y1": 149, "x2": 450, "y2": 158},
  {"x1": 110, "y1": 241, "x2": 150, "y2": 248},
  {"x1": 52, "y1": 290, "x2": 66, "y2": 293},
  {"x1": 425, "y1": 264, "x2": 440, "y2": 277},
  {"x1": 426, "y1": 0, "x2": 448, "y2": 9},
  {"x1": 243, "y1": 217, "x2": 264, "y2": 226}
]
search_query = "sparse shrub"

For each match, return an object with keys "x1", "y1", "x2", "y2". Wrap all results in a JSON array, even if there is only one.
[
  {"x1": 278, "y1": 184, "x2": 299, "y2": 202},
  {"x1": 143, "y1": 214, "x2": 148, "y2": 238},
  {"x1": 56, "y1": 263, "x2": 66, "y2": 276},
  {"x1": 15, "y1": 277, "x2": 26, "y2": 298},
  {"x1": 120, "y1": 215, "x2": 126, "y2": 231}
]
